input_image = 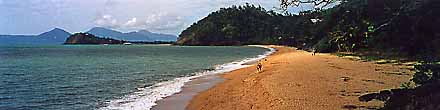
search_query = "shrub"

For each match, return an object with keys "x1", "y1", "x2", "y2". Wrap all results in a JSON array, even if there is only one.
[{"x1": 359, "y1": 63, "x2": 440, "y2": 110}]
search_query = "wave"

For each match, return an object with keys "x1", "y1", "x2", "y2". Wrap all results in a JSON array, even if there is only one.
[{"x1": 98, "y1": 46, "x2": 276, "y2": 110}]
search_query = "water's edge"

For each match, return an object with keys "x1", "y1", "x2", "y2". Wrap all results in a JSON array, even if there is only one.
[{"x1": 99, "y1": 45, "x2": 276, "y2": 110}]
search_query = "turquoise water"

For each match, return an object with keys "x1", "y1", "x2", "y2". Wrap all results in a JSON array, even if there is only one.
[{"x1": 0, "y1": 45, "x2": 267, "y2": 110}]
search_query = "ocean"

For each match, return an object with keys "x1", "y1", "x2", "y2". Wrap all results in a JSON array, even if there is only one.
[{"x1": 0, "y1": 45, "x2": 271, "y2": 110}]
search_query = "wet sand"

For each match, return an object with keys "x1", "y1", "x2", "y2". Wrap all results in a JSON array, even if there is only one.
[
  {"x1": 151, "y1": 74, "x2": 224, "y2": 110},
  {"x1": 186, "y1": 46, "x2": 412, "y2": 110}
]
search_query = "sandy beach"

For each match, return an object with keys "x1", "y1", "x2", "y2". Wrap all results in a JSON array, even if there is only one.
[{"x1": 186, "y1": 46, "x2": 412, "y2": 110}]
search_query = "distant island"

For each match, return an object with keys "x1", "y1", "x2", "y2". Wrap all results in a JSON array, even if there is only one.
[
  {"x1": 87, "y1": 27, "x2": 177, "y2": 42},
  {"x1": 0, "y1": 27, "x2": 177, "y2": 45},
  {"x1": 0, "y1": 28, "x2": 71, "y2": 45},
  {"x1": 64, "y1": 33, "x2": 126, "y2": 45},
  {"x1": 64, "y1": 33, "x2": 175, "y2": 45}
]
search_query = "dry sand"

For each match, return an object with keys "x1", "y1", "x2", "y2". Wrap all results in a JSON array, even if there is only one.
[{"x1": 187, "y1": 46, "x2": 412, "y2": 110}]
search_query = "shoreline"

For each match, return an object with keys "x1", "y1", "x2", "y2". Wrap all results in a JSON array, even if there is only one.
[
  {"x1": 151, "y1": 74, "x2": 224, "y2": 110},
  {"x1": 186, "y1": 46, "x2": 412, "y2": 110},
  {"x1": 98, "y1": 45, "x2": 274, "y2": 110},
  {"x1": 151, "y1": 45, "x2": 276, "y2": 110}
]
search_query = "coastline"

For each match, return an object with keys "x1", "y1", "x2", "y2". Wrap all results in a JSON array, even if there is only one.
[
  {"x1": 186, "y1": 46, "x2": 412, "y2": 110},
  {"x1": 150, "y1": 45, "x2": 276, "y2": 110}
]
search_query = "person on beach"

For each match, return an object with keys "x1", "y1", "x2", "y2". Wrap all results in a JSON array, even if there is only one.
[
  {"x1": 312, "y1": 49, "x2": 317, "y2": 56},
  {"x1": 257, "y1": 62, "x2": 263, "y2": 72}
]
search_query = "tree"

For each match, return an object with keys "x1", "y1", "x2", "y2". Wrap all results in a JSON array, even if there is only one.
[
  {"x1": 177, "y1": 4, "x2": 300, "y2": 46},
  {"x1": 279, "y1": 0, "x2": 341, "y2": 11}
]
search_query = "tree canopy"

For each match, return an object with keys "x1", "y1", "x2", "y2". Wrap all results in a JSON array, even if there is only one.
[
  {"x1": 279, "y1": 0, "x2": 340, "y2": 10},
  {"x1": 177, "y1": 4, "x2": 300, "y2": 46},
  {"x1": 177, "y1": 0, "x2": 439, "y2": 59}
]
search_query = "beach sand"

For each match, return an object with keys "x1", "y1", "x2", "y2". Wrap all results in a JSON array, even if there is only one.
[
  {"x1": 186, "y1": 46, "x2": 412, "y2": 110},
  {"x1": 152, "y1": 74, "x2": 224, "y2": 110}
]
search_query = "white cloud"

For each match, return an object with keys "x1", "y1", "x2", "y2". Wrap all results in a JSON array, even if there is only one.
[
  {"x1": 1, "y1": 0, "x2": 291, "y2": 35},
  {"x1": 94, "y1": 12, "x2": 185, "y2": 34},
  {"x1": 144, "y1": 14, "x2": 185, "y2": 31},
  {"x1": 0, "y1": 0, "x2": 286, "y2": 34},
  {"x1": 145, "y1": 13, "x2": 166, "y2": 25},
  {"x1": 84, "y1": 0, "x2": 278, "y2": 35},
  {"x1": 94, "y1": 14, "x2": 119, "y2": 28},
  {"x1": 124, "y1": 17, "x2": 138, "y2": 27},
  {"x1": 91, "y1": 0, "x2": 279, "y2": 34}
]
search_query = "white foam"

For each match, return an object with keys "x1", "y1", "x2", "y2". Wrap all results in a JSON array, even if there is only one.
[{"x1": 98, "y1": 46, "x2": 276, "y2": 110}]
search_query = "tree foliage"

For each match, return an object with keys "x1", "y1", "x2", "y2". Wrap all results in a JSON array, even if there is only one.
[
  {"x1": 360, "y1": 63, "x2": 440, "y2": 110},
  {"x1": 177, "y1": 4, "x2": 300, "y2": 46},
  {"x1": 178, "y1": 0, "x2": 439, "y2": 58},
  {"x1": 279, "y1": 0, "x2": 340, "y2": 11},
  {"x1": 292, "y1": 0, "x2": 440, "y2": 58}
]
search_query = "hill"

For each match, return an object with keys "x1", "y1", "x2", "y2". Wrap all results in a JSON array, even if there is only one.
[
  {"x1": 64, "y1": 33, "x2": 126, "y2": 44},
  {"x1": 307, "y1": 0, "x2": 440, "y2": 58},
  {"x1": 177, "y1": 4, "x2": 299, "y2": 46},
  {"x1": 177, "y1": 1, "x2": 439, "y2": 59},
  {"x1": 0, "y1": 28, "x2": 71, "y2": 45},
  {"x1": 87, "y1": 27, "x2": 177, "y2": 42}
]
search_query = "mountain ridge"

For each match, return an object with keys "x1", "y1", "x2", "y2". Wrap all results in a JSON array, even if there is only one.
[
  {"x1": 0, "y1": 27, "x2": 177, "y2": 45},
  {"x1": 87, "y1": 27, "x2": 177, "y2": 42},
  {"x1": 0, "y1": 28, "x2": 71, "y2": 45}
]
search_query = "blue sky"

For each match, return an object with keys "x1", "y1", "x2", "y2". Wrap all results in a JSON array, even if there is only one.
[{"x1": 0, "y1": 0, "x2": 309, "y2": 35}]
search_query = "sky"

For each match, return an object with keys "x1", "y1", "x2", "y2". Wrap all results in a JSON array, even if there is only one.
[{"x1": 0, "y1": 0, "x2": 308, "y2": 35}]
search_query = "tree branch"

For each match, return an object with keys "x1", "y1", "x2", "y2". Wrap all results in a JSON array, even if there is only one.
[{"x1": 279, "y1": 0, "x2": 340, "y2": 11}]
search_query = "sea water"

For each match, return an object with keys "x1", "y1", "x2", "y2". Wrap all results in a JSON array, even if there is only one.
[{"x1": 0, "y1": 45, "x2": 270, "y2": 110}]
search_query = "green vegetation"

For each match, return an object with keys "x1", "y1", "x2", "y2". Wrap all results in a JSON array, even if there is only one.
[
  {"x1": 178, "y1": 1, "x2": 439, "y2": 108},
  {"x1": 318, "y1": 0, "x2": 440, "y2": 60},
  {"x1": 177, "y1": 0, "x2": 439, "y2": 59},
  {"x1": 360, "y1": 63, "x2": 440, "y2": 110},
  {"x1": 177, "y1": 4, "x2": 300, "y2": 46},
  {"x1": 64, "y1": 33, "x2": 126, "y2": 44}
]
